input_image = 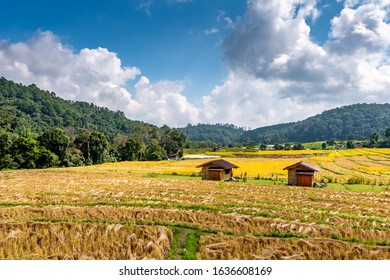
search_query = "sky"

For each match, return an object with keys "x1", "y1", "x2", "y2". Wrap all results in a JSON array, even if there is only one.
[{"x1": 0, "y1": 0, "x2": 389, "y2": 129}]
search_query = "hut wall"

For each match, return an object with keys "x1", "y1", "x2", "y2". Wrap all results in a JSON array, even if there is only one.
[
  {"x1": 288, "y1": 167, "x2": 315, "y2": 186},
  {"x1": 297, "y1": 175, "x2": 314, "y2": 186},
  {"x1": 222, "y1": 169, "x2": 233, "y2": 180},
  {"x1": 201, "y1": 166, "x2": 233, "y2": 181},
  {"x1": 287, "y1": 169, "x2": 297, "y2": 185}
]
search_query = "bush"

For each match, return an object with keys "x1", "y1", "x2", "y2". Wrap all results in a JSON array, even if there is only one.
[{"x1": 347, "y1": 176, "x2": 366, "y2": 184}]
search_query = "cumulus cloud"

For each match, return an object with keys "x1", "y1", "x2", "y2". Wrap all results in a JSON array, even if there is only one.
[
  {"x1": 132, "y1": 77, "x2": 200, "y2": 126},
  {"x1": 0, "y1": 31, "x2": 200, "y2": 127},
  {"x1": 1, "y1": 0, "x2": 390, "y2": 129},
  {"x1": 201, "y1": 0, "x2": 390, "y2": 127}
]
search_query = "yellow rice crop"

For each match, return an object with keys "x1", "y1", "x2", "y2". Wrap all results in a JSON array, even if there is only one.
[{"x1": 1, "y1": 148, "x2": 389, "y2": 260}]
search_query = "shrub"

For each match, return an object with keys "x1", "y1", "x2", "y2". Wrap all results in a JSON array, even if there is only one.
[{"x1": 347, "y1": 176, "x2": 365, "y2": 184}]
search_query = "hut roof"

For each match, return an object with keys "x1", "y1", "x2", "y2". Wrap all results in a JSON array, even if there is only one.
[
  {"x1": 196, "y1": 159, "x2": 239, "y2": 169},
  {"x1": 283, "y1": 161, "x2": 320, "y2": 172}
]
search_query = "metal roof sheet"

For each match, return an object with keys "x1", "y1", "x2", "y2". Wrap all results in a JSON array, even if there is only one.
[
  {"x1": 196, "y1": 159, "x2": 239, "y2": 169},
  {"x1": 283, "y1": 161, "x2": 320, "y2": 172}
]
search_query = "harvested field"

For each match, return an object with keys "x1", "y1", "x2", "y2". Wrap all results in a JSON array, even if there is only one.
[{"x1": 1, "y1": 148, "x2": 390, "y2": 260}]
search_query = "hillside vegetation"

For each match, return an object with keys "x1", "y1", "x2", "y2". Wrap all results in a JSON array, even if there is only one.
[
  {"x1": 1, "y1": 76, "x2": 389, "y2": 171},
  {"x1": 0, "y1": 77, "x2": 189, "y2": 169},
  {"x1": 180, "y1": 104, "x2": 390, "y2": 145},
  {"x1": 243, "y1": 103, "x2": 390, "y2": 144},
  {"x1": 0, "y1": 76, "x2": 150, "y2": 141},
  {"x1": 179, "y1": 123, "x2": 245, "y2": 146}
]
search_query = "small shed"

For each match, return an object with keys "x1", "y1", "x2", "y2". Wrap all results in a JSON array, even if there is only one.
[
  {"x1": 196, "y1": 159, "x2": 239, "y2": 181},
  {"x1": 283, "y1": 161, "x2": 320, "y2": 187}
]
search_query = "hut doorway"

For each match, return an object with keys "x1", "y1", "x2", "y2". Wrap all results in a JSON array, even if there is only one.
[
  {"x1": 297, "y1": 174, "x2": 312, "y2": 186},
  {"x1": 208, "y1": 169, "x2": 223, "y2": 181}
]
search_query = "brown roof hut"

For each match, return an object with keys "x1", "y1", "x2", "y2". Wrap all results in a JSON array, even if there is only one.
[
  {"x1": 283, "y1": 161, "x2": 320, "y2": 187},
  {"x1": 196, "y1": 159, "x2": 239, "y2": 181}
]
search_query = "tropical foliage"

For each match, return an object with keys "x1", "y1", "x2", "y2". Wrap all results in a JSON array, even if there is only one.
[{"x1": 0, "y1": 77, "x2": 187, "y2": 170}]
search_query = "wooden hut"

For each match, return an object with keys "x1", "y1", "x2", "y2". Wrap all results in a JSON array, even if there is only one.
[
  {"x1": 196, "y1": 159, "x2": 238, "y2": 181},
  {"x1": 283, "y1": 161, "x2": 320, "y2": 186}
]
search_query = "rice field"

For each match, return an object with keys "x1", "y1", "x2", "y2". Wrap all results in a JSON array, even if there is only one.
[{"x1": 0, "y1": 148, "x2": 390, "y2": 260}]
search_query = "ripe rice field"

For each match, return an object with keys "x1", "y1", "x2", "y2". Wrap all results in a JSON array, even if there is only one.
[{"x1": 0, "y1": 148, "x2": 390, "y2": 260}]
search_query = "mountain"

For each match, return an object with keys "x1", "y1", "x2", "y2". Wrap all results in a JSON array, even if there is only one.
[
  {"x1": 0, "y1": 77, "x2": 189, "y2": 169},
  {"x1": 178, "y1": 104, "x2": 390, "y2": 144},
  {"x1": 0, "y1": 76, "x2": 154, "y2": 141},
  {"x1": 1, "y1": 76, "x2": 389, "y2": 146},
  {"x1": 178, "y1": 123, "x2": 245, "y2": 145},
  {"x1": 243, "y1": 103, "x2": 390, "y2": 144}
]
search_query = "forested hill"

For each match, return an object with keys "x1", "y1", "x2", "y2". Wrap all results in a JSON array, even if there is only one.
[
  {"x1": 0, "y1": 76, "x2": 153, "y2": 141},
  {"x1": 243, "y1": 103, "x2": 390, "y2": 144},
  {"x1": 1, "y1": 76, "x2": 389, "y2": 146},
  {"x1": 178, "y1": 123, "x2": 245, "y2": 145}
]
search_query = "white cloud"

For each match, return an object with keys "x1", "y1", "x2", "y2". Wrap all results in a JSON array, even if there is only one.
[
  {"x1": 199, "y1": 0, "x2": 390, "y2": 127},
  {"x1": 137, "y1": 0, "x2": 152, "y2": 17},
  {"x1": 203, "y1": 27, "x2": 219, "y2": 36},
  {"x1": 0, "y1": 31, "x2": 200, "y2": 127},
  {"x1": 1, "y1": 0, "x2": 390, "y2": 129},
  {"x1": 217, "y1": 10, "x2": 236, "y2": 29},
  {"x1": 132, "y1": 76, "x2": 200, "y2": 126}
]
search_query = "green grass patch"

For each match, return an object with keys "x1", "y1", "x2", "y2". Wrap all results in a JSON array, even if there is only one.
[
  {"x1": 326, "y1": 183, "x2": 388, "y2": 193},
  {"x1": 166, "y1": 227, "x2": 184, "y2": 260},
  {"x1": 182, "y1": 231, "x2": 201, "y2": 260}
]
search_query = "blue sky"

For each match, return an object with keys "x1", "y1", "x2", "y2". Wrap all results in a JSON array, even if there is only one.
[
  {"x1": 0, "y1": 0, "x2": 247, "y2": 102},
  {"x1": 0, "y1": 0, "x2": 389, "y2": 128}
]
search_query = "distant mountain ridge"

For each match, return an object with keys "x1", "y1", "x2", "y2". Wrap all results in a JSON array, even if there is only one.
[
  {"x1": 180, "y1": 103, "x2": 390, "y2": 144},
  {"x1": 1, "y1": 77, "x2": 389, "y2": 145},
  {"x1": 243, "y1": 103, "x2": 390, "y2": 144},
  {"x1": 178, "y1": 123, "x2": 245, "y2": 145},
  {"x1": 0, "y1": 76, "x2": 154, "y2": 141}
]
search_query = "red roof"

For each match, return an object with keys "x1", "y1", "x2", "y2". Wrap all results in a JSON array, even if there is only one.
[
  {"x1": 283, "y1": 161, "x2": 320, "y2": 172},
  {"x1": 196, "y1": 159, "x2": 239, "y2": 169}
]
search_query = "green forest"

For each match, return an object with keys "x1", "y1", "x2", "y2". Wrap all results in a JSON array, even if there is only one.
[
  {"x1": 180, "y1": 103, "x2": 390, "y2": 146},
  {"x1": 0, "y1": 77, "x2": 187, "y2": 170},
  {"x1": 1, "y1": 76, "x2": 390, "y2": 170},
  {"x1": 242, "y1": 103, "x2": 390, "y2": 144}
]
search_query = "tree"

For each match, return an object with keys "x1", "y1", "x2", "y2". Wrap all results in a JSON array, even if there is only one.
[
  {"x1": 0, "y1": 131, "x2": 16, "y2": 169},
  {"x1": 284, "y1": 143, "x2": 292, "y2": 150},
  {"x1": 120, "y1": 135, "x2": 143, "y2": 161},
  {"x1": 321, "y1": 142, "x2": 327, "y2": 150},
  {"x1": 144, "y1": 139, "x2": 165, "y2": 161},
  {"x1": 293, "y1": 143, "x2": 304, "y2": 150},
  {"x1": 346, "y1": 140, "x2": 355, "y2": 149},
  {"x1": 369, "y1": 132, "x2": 380, "y2": 147},
  {"x1": 38, "y1": 128, "x2": 70, "y2": 163},
  {"x1": 326, "y1": 139, "x2": 336, "y2": 146},
  {"x1": 74, "y1": 130, "x2": 108, "y2": 164},
  {"x1": 10, "y1": 137, "x2": 39, "y2": 169},
  {"x1": 385, "y1": 127, "x2": 390, "y2": 138},
  {"x1": 273, "y1": 143, "x2": 284, "y2": 150},
  {"x1": 63, "y1": 147, "x2": 85, "y2": 167},
  {"x1": 259, "y1": 143, "x2": 267, "y2": 151},
  {"x1": 161, "y1": 128, "x2": 187, "y2": 156},
  {"x1": 35, "y1": 147, "x2": 59, "y2": 168}
]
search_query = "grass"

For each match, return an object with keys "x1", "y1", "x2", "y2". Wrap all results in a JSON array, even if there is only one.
[
  {"x1": 182, "y1": 231, "x2": 201, "y2": 260},
  {"x1": 325, "y1": 183, "x2": 389, "y2": 192}
]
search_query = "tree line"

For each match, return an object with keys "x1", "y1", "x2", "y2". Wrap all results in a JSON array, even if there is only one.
[
  {"x1": 242, "y1": 103, "x2": 390, "y2": 144},
  {"x1": 0, "y1": 126, "x2": 187, "y2": 170}
]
